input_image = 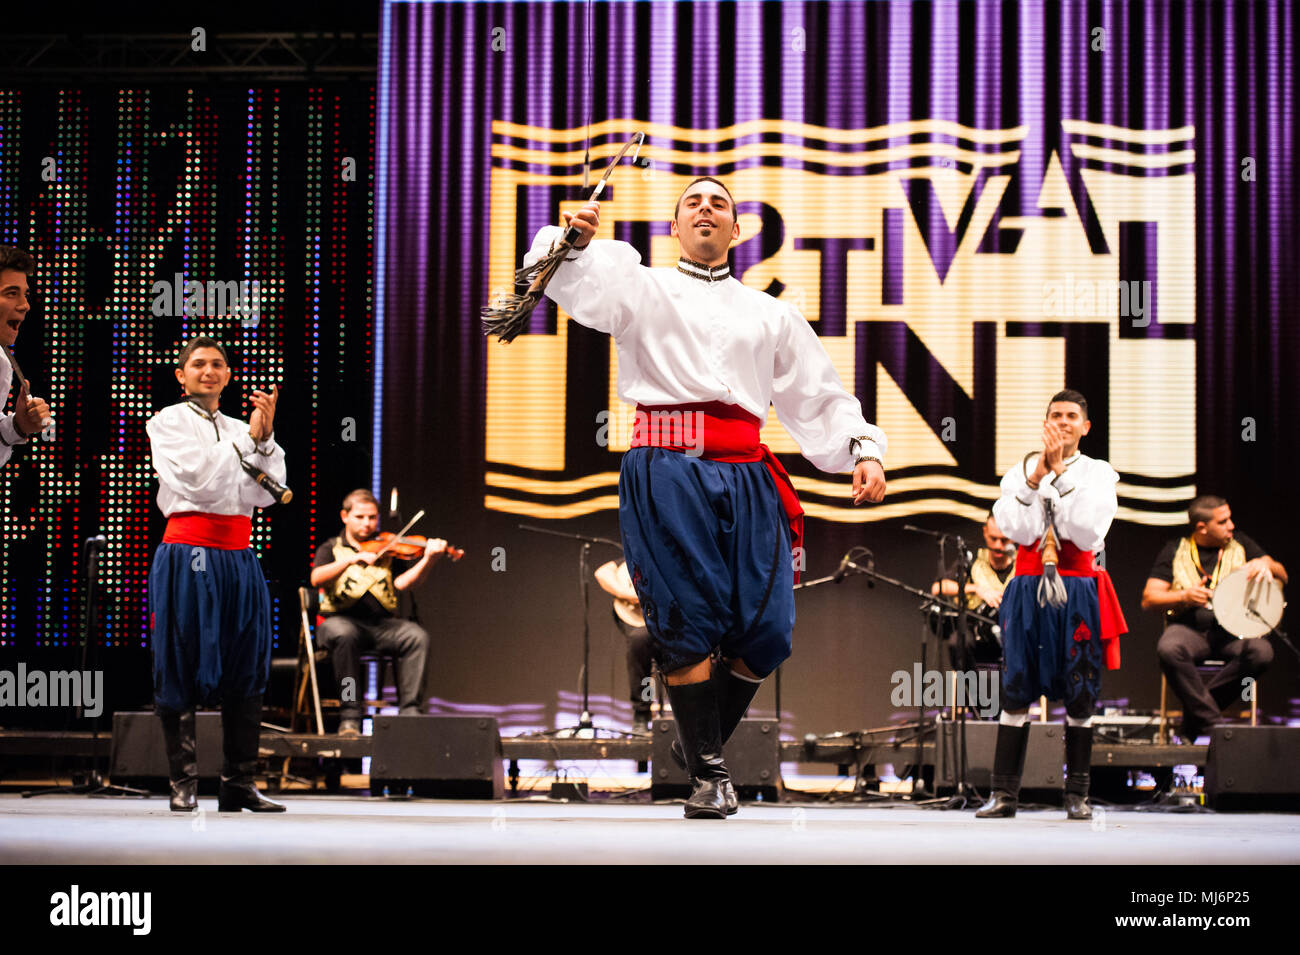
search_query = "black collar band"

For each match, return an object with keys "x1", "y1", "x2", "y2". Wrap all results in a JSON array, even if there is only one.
[{"x1": 676, "y1": 258, "x2": 730, "y2": 283}]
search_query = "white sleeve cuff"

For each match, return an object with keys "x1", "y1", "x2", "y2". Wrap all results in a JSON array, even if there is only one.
[
  {"x1": 234, "y1": 433, "x2": 257, "y2": 457},
  {"x1": 851, "y1": 438, "x2": 884, "y2": 465},
  {"x1": 1050, "y1": 470, "x2": 1076, "y2": 497},
  {"x1": 0, "y1": 413, "x2": 27, "y2": 447}
]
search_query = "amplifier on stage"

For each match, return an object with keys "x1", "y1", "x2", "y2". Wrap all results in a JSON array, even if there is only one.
[
  {"x1": 933, "y1": 719, "x2": 1064, "y2": 793},
  {"x1": 370, "y1": 715, "x2": 505, "y2": 799},
  {"x1": 110, "y1": 711, "x2": 225, "y2": 791},
  {"x1": 651, "y1": 718, "x2": 781, "y2": 803},
  {"x1": 1205, "y1": 725, "x2": 1300, "y2": 811}
]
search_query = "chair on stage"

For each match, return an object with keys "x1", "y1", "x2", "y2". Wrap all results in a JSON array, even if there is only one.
[
  {"x1": 1157, "y1": 660, "x2": 1258, "y2": 744},
  {"x1": 288, "y1": 586, "x2": 404, "y2": 735}
]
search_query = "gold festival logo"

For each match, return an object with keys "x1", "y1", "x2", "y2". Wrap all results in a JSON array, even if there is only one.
[{"x1": 485, "y1": 119, "x2": 1195, "y2": 525}]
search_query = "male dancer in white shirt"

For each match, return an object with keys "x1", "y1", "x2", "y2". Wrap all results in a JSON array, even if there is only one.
[
  {"x1": 525, "y1": 177, "x2": 887, "y2": 817},
  {"x1": 0, "y1": 246, "x2": 53, "y2": 466},
  {"x1": 978, "y1": 390, "x2": 1127, "y2": 820},
  {"x1": 147, "y1": 336, "x2": 287, "y2": 812}
]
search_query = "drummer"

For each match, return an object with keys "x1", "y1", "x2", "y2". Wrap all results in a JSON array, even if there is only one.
[
  {"x1": 1141, "y1": 495, "x2": 1286, "y2": 742},
  {"x1": 930, "y1": 511, "x2": 1017, "y2": 666}
]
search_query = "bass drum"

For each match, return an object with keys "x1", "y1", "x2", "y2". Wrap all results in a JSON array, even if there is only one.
[{"x1": 1212, "y1": 566, "x2": 1285, "y2": 639}]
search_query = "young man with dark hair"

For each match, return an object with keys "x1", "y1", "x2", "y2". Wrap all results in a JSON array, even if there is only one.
[
  {"x1": 147, "y1": 336, "x2": 287, "y2": 812},
  {"x1": 524, "y1": 176, "x2": 887, "y2": 818},
  {"x1": 1142, "y1": 496, "x2": 1285, "y2": 741},
  {"x1": 309, "y1": 488, "x2": 446, "y2": 736},
  {"x1": 978, "y1": 389, "x2": 1127, "y2": 820},
  {"x1": 0, "y1": 245, "x2": 53, "y2": 466}
]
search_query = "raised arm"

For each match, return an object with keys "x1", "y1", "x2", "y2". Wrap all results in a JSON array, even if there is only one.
[
  {"x1": 992, "y1": 455, "x2": 1047, "y2": 547},
  {"x1": 236, "y1": 432, "x2": 287, "y2": 510},
  {"x1": 524, "y1": 201, "x2": 651, "y2": 338}
]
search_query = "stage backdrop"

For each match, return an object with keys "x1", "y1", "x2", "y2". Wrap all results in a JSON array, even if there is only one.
[
  {"x1": 0, "y1": 83, "x2": 377, "y2": 720},
  {"x1": 378, "y1": 0, "x2": 1298, "y2": 740}
]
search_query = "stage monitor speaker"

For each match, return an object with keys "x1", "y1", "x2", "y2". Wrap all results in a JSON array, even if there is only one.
[
  {"x1": 933, "y1": 719, "x2": 1063, "y2": 792},
  {"x1": 1205, "y1": 726, "x2": 1300, "y2": 810},
  {"x1": 110, "y1": 711, "x2": 224, "y2": 789},
  {"x1": 651, "y1": 718, "x2": 781, "y2": 802},
  {"x1": 370, "y1": 715, "x2": 504, "y2": 799}
]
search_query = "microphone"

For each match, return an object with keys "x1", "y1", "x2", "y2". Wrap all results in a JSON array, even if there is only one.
[
  {"x1": 240, "y1": 459, "x2": 293, "y2": 505},
  {"x1": 832, "y1": 553, "x2": 852, "y2": 583},
  {"x1": 85, "y1": 535, "x2": 107, "y2": 553}
]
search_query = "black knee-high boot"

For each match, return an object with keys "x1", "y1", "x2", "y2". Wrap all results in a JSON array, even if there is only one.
[
  {"x1": 975, "y1": 722, "x2": 1030, "y2": 818},
  {"x1": 218, "y1": 693, "x2": 286, "y2": 812},
  {"x1": 663, "y1": 679, "x2": 730, "y2": 819},
  {"x1": 1064, "y1": 724, "x2": 1093, "y2": 820},
  {"x1": 717, "y1": 667, "x2": 762, "y2": 745},
  {"x1": 158, "y1": 708, "x2": 198, "y2": 812},
  {"x1": 669, "y1": 665, "x2": 759, "y2": 815}
]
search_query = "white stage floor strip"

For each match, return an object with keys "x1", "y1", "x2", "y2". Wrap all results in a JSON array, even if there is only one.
[{"x1": 2, "y1": 795, "x2": 1297, "y2": 864}]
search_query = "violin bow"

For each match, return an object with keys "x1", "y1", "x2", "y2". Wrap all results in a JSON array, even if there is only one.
[
  {"x1": 481, "y1": 131, "x2": 649, "y2": 344},
  {"x1": 370, "y1": 509, "x2": 425, "y2": 560}
]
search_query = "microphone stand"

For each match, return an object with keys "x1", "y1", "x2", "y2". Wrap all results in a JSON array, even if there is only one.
[
  {"x1": 23, "y1": 536, "x2": 148, "y2": 799},
  {"x1": 823, "y1": 542, "x2": 999, "y2": 805},
  {"x1": 903, "y1": 525, "x2": 983, "y2": 807},
  {"x1": 517, "y1": 524, "x2": 628, "y2": 739}
]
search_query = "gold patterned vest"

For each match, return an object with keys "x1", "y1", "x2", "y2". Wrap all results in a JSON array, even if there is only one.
[
  {"x1": 1170, "y1": 536, "x2": 1246, "y2": 592},
  {"x1": 967, "y1": 548, "x2": 1013, "y2": 610},
  {"x1": 318, "y1": 538, "x2": 399, "y2": 614}
]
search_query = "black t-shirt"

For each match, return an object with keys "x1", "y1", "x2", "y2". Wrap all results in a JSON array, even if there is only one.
[
  {"x1": 312, "y1": 536, "x2": 393, "y2": 621},
  {"x1": 1148, "y1": 533, "x2": 1266, "y2": 631}
]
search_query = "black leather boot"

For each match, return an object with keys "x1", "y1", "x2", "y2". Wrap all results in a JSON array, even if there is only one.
[
  {"x1": 1064, "y1": 724, "x2": 1093, "y2": 820},
  {"x1": 670, "y1": 664, "x2": 760, "y2": 815},
  {"x1": 218, "y1": 693, "x2": 286, "y2": 812},
  {"x1": 663, "y1": 678, "x2": 729, "y2": 819},
  {"x1": 158, "y1": 708, "x2": 198, "y2": 812},
  {"x1": 975, "y1": 722, "x2": 1030, "y2": 818}
]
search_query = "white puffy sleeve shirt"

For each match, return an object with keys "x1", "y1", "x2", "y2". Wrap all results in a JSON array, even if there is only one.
[
  {"x1": 525, "y1": 227, "x2": 886, "y2": 474},
  {"x1": 146, "y1": 402, "x2": 287, "y2": 517},
  {"x1": 0, "y1": 347, "x2": 29, "y2": 468},
  {"x1": 992, "y1": 452, "x2": 1119, "y2": 553}
]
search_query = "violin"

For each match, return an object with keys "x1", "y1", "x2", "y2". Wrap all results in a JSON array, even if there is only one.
[{"x1": 360, "y1": 532, "x2": 465, "y2": 562}]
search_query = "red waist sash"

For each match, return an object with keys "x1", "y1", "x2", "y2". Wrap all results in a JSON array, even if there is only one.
[
  {"x1": 163, "y1": 512, "x2": 253, "y2": 550},
  {"x1": 1015, "y1": 540, "x2": 1127, "y2": 670},
  {"x1": 630, "y1": 401, "x2": 805, "y2": 583}
]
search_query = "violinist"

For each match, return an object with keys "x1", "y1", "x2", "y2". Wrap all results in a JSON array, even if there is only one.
[{"x1": 310, "y1": 489, "x2": 448, "y2": 736}]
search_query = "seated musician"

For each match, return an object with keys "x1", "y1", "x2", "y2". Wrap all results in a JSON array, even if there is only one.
[
  {"x1": 930, "y1": 511, "x2": 1016, "y2": 666},
  {"x1": 595, "y1": 559, "x2": 655, "y2": 729},
  {"x1": 1141, "y1": 495, "x2": 1286, "y2": 742},
  {"x1": 309, "y1": 489, "x2": 447, "y2": 736}
]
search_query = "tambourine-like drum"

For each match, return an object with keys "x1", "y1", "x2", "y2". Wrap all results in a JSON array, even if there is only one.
[{"x1": 1212, "y1": 566, "x2": 1286, "y2": 639}]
